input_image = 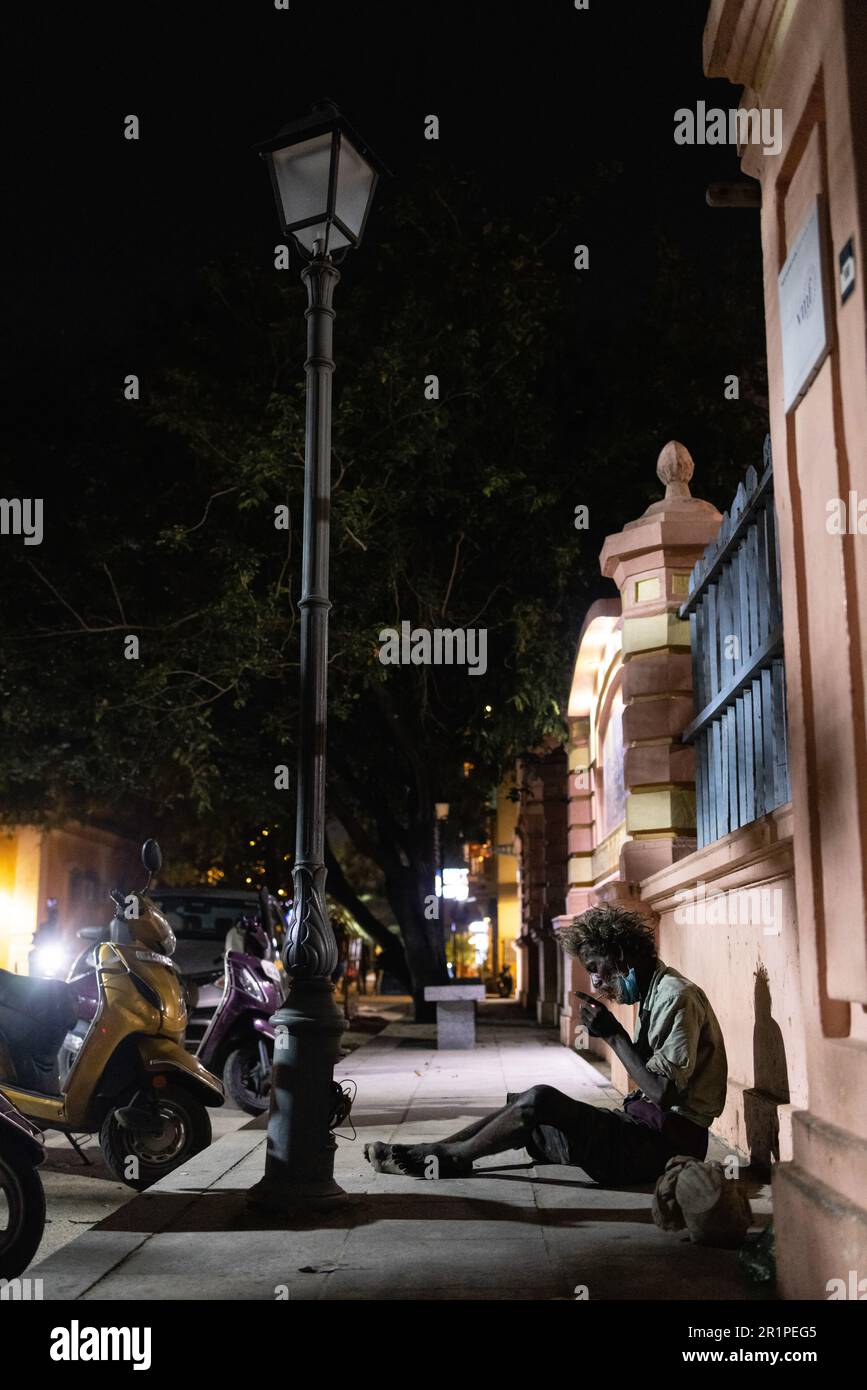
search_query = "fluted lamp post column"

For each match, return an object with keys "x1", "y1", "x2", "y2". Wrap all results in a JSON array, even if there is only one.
[{"x1": 248, "y1": 102, "x2": 387, "y2": 1210}]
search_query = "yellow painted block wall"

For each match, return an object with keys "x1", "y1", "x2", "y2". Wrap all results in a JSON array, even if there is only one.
[
  {"x1": 0, "y1": 827, "x2": 42, "y2": 973},
  {"x1": 495, "y1": 779, "x2": 520, "y2": 972}
]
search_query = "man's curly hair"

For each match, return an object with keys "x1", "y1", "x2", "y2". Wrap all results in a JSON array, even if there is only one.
[{"x1": 559, "y1": 904, "x2": 657, "y2": 969}]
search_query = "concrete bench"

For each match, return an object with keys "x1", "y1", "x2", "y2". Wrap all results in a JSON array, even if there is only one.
[{"x1": 424, "y1": 984, "x2": 486, "y2": 1049}]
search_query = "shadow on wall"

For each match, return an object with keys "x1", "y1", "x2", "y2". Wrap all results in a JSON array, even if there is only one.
[{"x1": 743, "y1": 964, "x2": 790, "y2": 1175}]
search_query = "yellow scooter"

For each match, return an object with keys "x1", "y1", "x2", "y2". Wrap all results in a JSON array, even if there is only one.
[{"x1": 0, "y1": 839, "x2": 224, "y2": 1190}]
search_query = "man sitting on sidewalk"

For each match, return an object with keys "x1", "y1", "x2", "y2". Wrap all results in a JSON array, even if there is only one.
[{"x1": 364, "y1": 904, "x2": 727, "y2": 1185}]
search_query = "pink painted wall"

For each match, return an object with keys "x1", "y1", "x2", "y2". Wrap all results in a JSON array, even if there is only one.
[
  {"x1": 641, "y1": 806, "x2": 806, "y2": 1167},
  {"x1": 705, "y1": 0, "x2": 867, "y2": 1297}
]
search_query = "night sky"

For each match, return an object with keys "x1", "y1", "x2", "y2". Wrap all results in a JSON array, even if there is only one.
[{"x1": 3, "y1": 1, "x2": 753, "y2": 401}]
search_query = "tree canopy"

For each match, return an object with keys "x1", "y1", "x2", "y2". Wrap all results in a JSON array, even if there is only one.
[{"x1": 0, "y1": 161, "x2": 768, "y2": 1008}]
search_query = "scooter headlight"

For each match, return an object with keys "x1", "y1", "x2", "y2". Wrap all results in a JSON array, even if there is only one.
[
  {"x1": 237, "y1": 965, "x2": 267, "y2": 1003},
  {"x1": 31, "y1": 943, "x2": 69, "y2": 978}
]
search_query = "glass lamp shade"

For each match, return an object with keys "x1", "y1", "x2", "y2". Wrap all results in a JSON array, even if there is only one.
[{"x1": 259, "y1": 107, "x2": 382, "y2": 257}]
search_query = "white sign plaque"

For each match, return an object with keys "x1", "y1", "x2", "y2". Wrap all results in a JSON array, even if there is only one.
[{"x1": 778, "y1": 199, "x2": 830, "y2": 412}]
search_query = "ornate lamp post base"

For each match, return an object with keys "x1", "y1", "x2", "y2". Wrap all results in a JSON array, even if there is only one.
[{"x1": 246, "y1": 976, "x2": 348, "y2": 1212}]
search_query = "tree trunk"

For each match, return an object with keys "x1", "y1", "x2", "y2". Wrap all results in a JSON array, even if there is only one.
[
  {"x1": 385, "y1": 863, "x2": 448, "y2": 1021},
  {"x1": 324, "y1": 841, "x2": 410, "y2": 988}
]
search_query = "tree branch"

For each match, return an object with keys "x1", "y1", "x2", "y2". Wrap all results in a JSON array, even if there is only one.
[
  {"x1": 441, "y1": 530, "x2": 464, "y2": 617},
  {"x1": 102, "y1": 564, "x2": 127, "y2": 624}
]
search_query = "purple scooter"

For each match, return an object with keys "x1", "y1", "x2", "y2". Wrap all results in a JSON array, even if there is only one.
[{"x1": 187, "y1": 913, "x2": 286, "y2": 1115}]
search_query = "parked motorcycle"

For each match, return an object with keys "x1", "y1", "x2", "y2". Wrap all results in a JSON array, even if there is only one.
[
  {"x1": 190, "y1": 910, "x2": 286, "y2": 1115},
  {"x1": 64, "y1": 886, "x2": 287, "y2": 1117},
  {"x1": 0, "y1": 839, "x2": 224, "y2": 1191},
  {"x1": 0, "y1": 1092, "x2": 46, "y2": 1279}
]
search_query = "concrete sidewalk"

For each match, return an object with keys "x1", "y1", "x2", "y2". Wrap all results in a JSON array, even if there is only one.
[{"x1": 32, "y1": 1007, "x2": 774, "y2": 1301}]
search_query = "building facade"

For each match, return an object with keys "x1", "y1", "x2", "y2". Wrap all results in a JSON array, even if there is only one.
[
  {"x1": 514, "y1": 0, "x2": 867, "y2": 1301},
  {"x1": 701, "y1": 0, "x2": 867, "y2": 1300},
  {"x1": 0, "y1": 823, "x2": 140, "y2": 973}
]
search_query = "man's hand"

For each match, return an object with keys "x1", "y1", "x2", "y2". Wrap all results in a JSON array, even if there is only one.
[
  {"x1": 576, "y1": 995, "x2": 672, "y2": 1106},
  {"x1": 575, "y1": 990, "x2": 627, "y2": 1042}
]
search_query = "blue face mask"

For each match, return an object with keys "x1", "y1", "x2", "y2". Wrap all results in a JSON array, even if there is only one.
[{"x1": 616, "y1": 968, "x2": 640, "y2": 1004}]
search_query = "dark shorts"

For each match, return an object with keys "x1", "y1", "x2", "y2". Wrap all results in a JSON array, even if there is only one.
[{"x1": 508, "y1": 1091, "x2": 709, "y2": 1187}]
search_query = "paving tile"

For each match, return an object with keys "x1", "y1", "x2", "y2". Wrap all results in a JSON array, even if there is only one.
[
  {"x1": 110, "y1": 1228, "x2": 350, "y2": 1277},
  {"x1": 80, "y1": 1272, "x2": 332, "y2": 1301},
  {"x1": 340, "y1": 1217, "x2": 548, "y2": 1244}
]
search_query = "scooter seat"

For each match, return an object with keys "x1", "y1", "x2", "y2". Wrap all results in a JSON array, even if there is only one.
[{"x1": 0, "y1": 969, "x2": 78, "y2": 1093}]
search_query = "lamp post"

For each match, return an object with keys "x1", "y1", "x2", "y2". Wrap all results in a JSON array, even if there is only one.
[
  {"x1": 434, "y1": 802, "x2": 450, "y2": 978},
  {"x1": 247, "y1": 102, "x2": 386, "y2": 1210}
]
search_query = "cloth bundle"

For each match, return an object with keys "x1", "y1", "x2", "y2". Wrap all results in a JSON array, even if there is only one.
[{"x1": 652, "y1": 1155, "x2": 752, "y2": 1247}]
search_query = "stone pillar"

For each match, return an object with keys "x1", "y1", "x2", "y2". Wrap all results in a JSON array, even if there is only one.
[
  {"x1": 553, "y1": 603, "x2": 624, "y2": 1049},
  {"x1": 596, "y1": 445, "x2": 722, "y2": 1096},
  {"x1": 535, "y1": 930, "x2": 560, "y2": 1027},
  {"x1": 520, "y1": 788, "x2": 545, "y2": 1016},
  {"x1": 515, "y1": 748, "x2": 568, "y2": 1024},
  {"x1": 566, "y1": 715, "x2": 594, "y2": 912},
  {"x1": 517, "y1": 931, "x2": 538, "y2": 1012},
  {"x1": 556, "y1": 714, "x2": 595, "y2": 1046},
  {"x1": 600, "y1": 443, "x2": 722, "y2": 886}
]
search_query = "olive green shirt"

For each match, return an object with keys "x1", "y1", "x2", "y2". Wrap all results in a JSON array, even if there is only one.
[{"x1": 633, "y1": 959, "x2": 728, "y2": 1129}]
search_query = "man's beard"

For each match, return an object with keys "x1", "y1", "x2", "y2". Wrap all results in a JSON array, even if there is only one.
[{"x1": 592, "y1": 979, "x2": 622, "y2": 1004}]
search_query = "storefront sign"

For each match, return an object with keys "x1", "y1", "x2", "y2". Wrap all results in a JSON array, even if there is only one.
[{"x1": 779, "y1": 199, "x2": 830, "y2": 412}]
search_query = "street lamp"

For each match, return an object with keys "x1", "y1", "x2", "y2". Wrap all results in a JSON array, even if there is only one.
[
  {"x1": 247, "y1": 102, "x2": 387, "y2": 1211},
  {"x1": 258, "y1": 100, "x2": 383, "y2": 259}
]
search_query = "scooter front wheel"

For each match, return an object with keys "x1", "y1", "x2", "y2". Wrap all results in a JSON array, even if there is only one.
[
  {"x1": 99, "y1": 1085, "x2": 212, "y2": 1191},
  {"x1": 0, "y1": 1152, "x2": 46, "y2": 1279},
  {"x1": 223, "y1": 1041, "x2": 272, "y2": 1116}
]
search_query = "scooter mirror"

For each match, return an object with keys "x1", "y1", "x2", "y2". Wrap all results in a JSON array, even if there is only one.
[{"x1": 141, "y1": 839, "x2": 162, "y2": 874}]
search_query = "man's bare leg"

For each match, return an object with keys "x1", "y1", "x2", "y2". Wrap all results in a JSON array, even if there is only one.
[
  {"x1": 364, "y1": 1085, "x2": 589, "y2": 1177},
  {"x1": 439, "y1": 1107, "x2": 511, "y2": 1145},
  {"x1": 364, "y1": 1099, "x2": 529, "y2": 1176}
]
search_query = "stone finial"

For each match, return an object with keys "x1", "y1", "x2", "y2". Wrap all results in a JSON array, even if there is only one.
[
  {"x1": 611, "y1": 437, "x2": 720, "y2": 533},
  {"x1": 656, "y1": 441, "x2": 694, "y2": 499}
]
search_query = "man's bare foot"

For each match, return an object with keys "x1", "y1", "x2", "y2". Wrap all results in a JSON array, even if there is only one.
[{"x1": 363, "y1": 1142, "x2": 472, "y2": 1178}]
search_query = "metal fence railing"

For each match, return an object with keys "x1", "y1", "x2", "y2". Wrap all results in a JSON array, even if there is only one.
[{"x1": 680, "y1": 436, "x2": 790, "y2": 848}]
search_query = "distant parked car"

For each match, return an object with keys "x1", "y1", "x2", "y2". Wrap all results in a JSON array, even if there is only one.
[
  {"x1": 63, "y1": 888, "x2": 287, "y2": 984},
  {"x1": 151, "y1": 889, "x2": 282, "y2": 978}
]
